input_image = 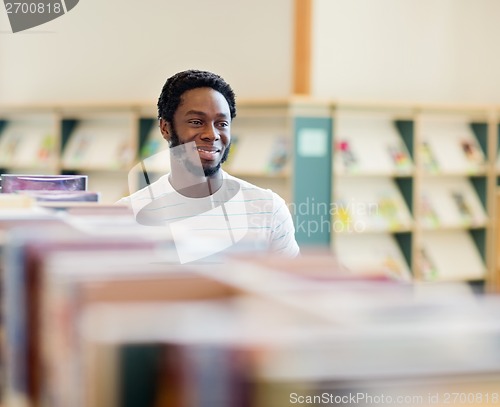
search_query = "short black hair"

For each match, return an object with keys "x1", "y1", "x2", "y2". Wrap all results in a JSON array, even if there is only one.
[{"x1": 157, "y1": 69, "x2": 237, "y2": 122}]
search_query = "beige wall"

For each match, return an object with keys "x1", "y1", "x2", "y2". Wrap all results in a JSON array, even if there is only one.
[
  {"x1": 312, "y1": 0, "x2": 500, "y2": 104},
  {"x1": 0, "y1": 0, "x2": 293, "y2": 103},
  {"x1": 3, "y1": 1, "x2": 500, "y2": 105}
]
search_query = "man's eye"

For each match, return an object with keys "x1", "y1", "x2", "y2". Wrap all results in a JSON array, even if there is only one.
[
  {"x1": 218, "y1": 121, "x2": 229, "y2": 128},
  {"x1": 189, "y1": 120, "x2": 202, "y2": 126}
]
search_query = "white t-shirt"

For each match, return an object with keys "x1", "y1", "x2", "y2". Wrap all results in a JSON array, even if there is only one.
[{"x1": 116, "y1": 170, "x2": 299, "y2": 263}]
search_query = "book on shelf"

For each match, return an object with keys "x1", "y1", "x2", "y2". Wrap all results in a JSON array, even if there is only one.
[
  {"x1": 62, "y1": 121, "x2": 134, "y2": 170},
  {"x1": 0, "y1": 121, "x2": 56, "y2": 168},
  {"x1": 386, "y1": 140, "x2": 412, "y2": 173},
  {"x1": 332, "y1": 199, "x2": 354, "y2": 231},
  {"x1": 420, "y1": 193, "x2": 440, "y2": 228},
  {"x1": 451, "y1": 190, "x2": 474, "y2": 224},
  {"x1": 334, "y1": 178, "x2": 412, "y2": 232},
  {"x1": 334, "y1": 114, "x2": 413, "y2": 175},
  {"x1": 225, "y1": 133, "x2": 290, "y2": 175},
  {"x1": 419, "y1": 178, "x2": 487, "y2": 229},
  {"x1": 420, "y1": 140, "x2": 440, "y2": 173},
  {"x1": 0, "y1": 131, "x2": 21, "y2": 163},
  {"x1": 419, "y1": 230, "x2": 486, "y2": 281},
  {"x1": 460, "y1": 138, "x2": 484, "y2": 167},
  {"x1": 419, "y1": 247, "x2": 439, "y2": 280},
  {"x1": 333, "y1": 233, "x2": 412, "y2": 281},
  {"x1": 420, "y1": 119, "x2": 486, "y2": 174},
  {"x1": 376, "y1": 192, "x2": 407, "y2": 230},
  {"x1": 266, "y1": 136, "x2": 289, "y2": 173},
  {"x1": 335, "y1": 138, "x2": 413, "y2": 175},
  {"x1": 335, "y1": 139, "x2": 359, "y2": 172}
]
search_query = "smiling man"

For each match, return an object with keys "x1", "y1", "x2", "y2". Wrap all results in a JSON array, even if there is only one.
[{"x1": 118, "y1": 70, "x2": 299, "y2": 262}]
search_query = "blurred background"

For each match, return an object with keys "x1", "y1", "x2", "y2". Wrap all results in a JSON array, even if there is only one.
[{"x1": 1, "y1": 2, "x2": 500, "y2": 406}]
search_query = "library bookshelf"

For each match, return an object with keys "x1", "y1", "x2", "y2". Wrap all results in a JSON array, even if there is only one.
[
  {"x1": 1, "y1": 100, "x2": 500, "y2": 287},
  {"x1": 0, "y1": 101, "x2": 297, "y2": 205},
  {"x1": 331, "y1": 101, "x2": 498, "y2": 286}
]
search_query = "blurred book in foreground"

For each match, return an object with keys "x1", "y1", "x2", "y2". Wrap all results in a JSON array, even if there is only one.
[{"x1": 4, "y1": 229, "x2": 500, "y2": 407}]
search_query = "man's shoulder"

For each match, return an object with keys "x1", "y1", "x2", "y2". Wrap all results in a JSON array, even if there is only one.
[
  {"x1": 223, "y1": 170, "x2": 278, "y2": 199},
  {"x1": 222, "y1": 171, "x2": 289, "y2": 217}
]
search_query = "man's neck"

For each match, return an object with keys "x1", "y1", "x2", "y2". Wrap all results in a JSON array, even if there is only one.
[{"x1": 169, "y1": 170, "x2": 223, "y2": 198}]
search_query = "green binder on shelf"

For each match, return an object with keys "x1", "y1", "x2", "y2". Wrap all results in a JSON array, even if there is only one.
[{"x1": 293, "y1": 116, "x2": 332, "y2": 246}]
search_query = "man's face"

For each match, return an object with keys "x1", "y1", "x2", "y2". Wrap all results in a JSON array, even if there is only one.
[{"x1": 160, "y1": 87, "x2": 232, "y2": 177}]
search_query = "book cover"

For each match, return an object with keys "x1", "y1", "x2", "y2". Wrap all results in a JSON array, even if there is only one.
[
  {"x1": 334, "y1": 234, "x2": 412, "y2": 280},
  {"x1": 420, "y1": 194, "x2": 440, "y2": 228},
  {"x1": 70, "y1": 133, "x2": 90, "y2": 163},
  {"x1": 336, "y1": 139, "x2": 358, "y2": 172},
  {"x1": 460, "y1": 138, "x2": 484, "y2": 167},
  {"x1": 266, "y1": 136, "x2": 289, "y2": 174},
  {"x1": 332, "y1": 200, "x2": 353, "y2": 232},
  {"x1": 421, "y1": 231, "x2": 486, "y2": 281},
  {"x1": 63, "y1": 130, "x2": 134, "y2": 170},
  {"x1": 420, "y1": 141, "x2": 439, "y2": 173},
  {"x1": 381, "y1": 253, "x2": 408, "y2": 281},
  {"x1": 223, "y1": 133, "x2": 288, "y2": 176},
  {"x1": 335, "y1": 179, "x2": 412, "y2": 233},
  {"x1": 387, "y1": 142, "x2": 412, "y2": 173},
  {"x1": 36, "y1": 134, "x2": 55, "y2": 162},
  {"x1": 0, "y1": 131, "x2": 22, "y2": 166},
  {"x1": 451, "y1": 191, "x2": 474, "y2": 225},
  {"x1": 420, "y1": 178, "x2": 487, "y2": 228},
  {"x1": 1, "y1": 174, "x2": 87, "y2": 193},
  {"x1": 420, "y1": 119, "x2": 486, "y2": 174},
  {"x1": 419, "y1": 248, "x2": 439, "y2": 280},
  {"x1": 376, "y1": 194, "x2": 403, "y2": 230}
]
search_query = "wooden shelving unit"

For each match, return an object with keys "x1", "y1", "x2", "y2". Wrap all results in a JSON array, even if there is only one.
[
  {"x1": 330, "y1": 102, "x2": 498, "y2": 285},
  {"x1": 1, "y1": 100, "x2": 500, "y2": 287}
]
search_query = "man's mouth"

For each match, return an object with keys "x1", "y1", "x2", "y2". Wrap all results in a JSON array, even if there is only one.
[{"x1": 196, "y1": 146, "x2": 221, "y2": 161}]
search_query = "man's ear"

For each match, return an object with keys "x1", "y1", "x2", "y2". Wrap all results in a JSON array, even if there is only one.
[{"x1": 159, "y1": 118, "x2": 172, "y2": 144}]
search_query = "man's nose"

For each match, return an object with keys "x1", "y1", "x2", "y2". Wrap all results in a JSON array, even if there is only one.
[{"x1": 201, "y1": 123, "x2": 219, "y2": 140}]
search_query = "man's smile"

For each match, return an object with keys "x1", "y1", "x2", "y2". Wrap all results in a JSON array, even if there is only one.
[{"x1": 196, "y1": 145, "x2": 221, "y2": 161}]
